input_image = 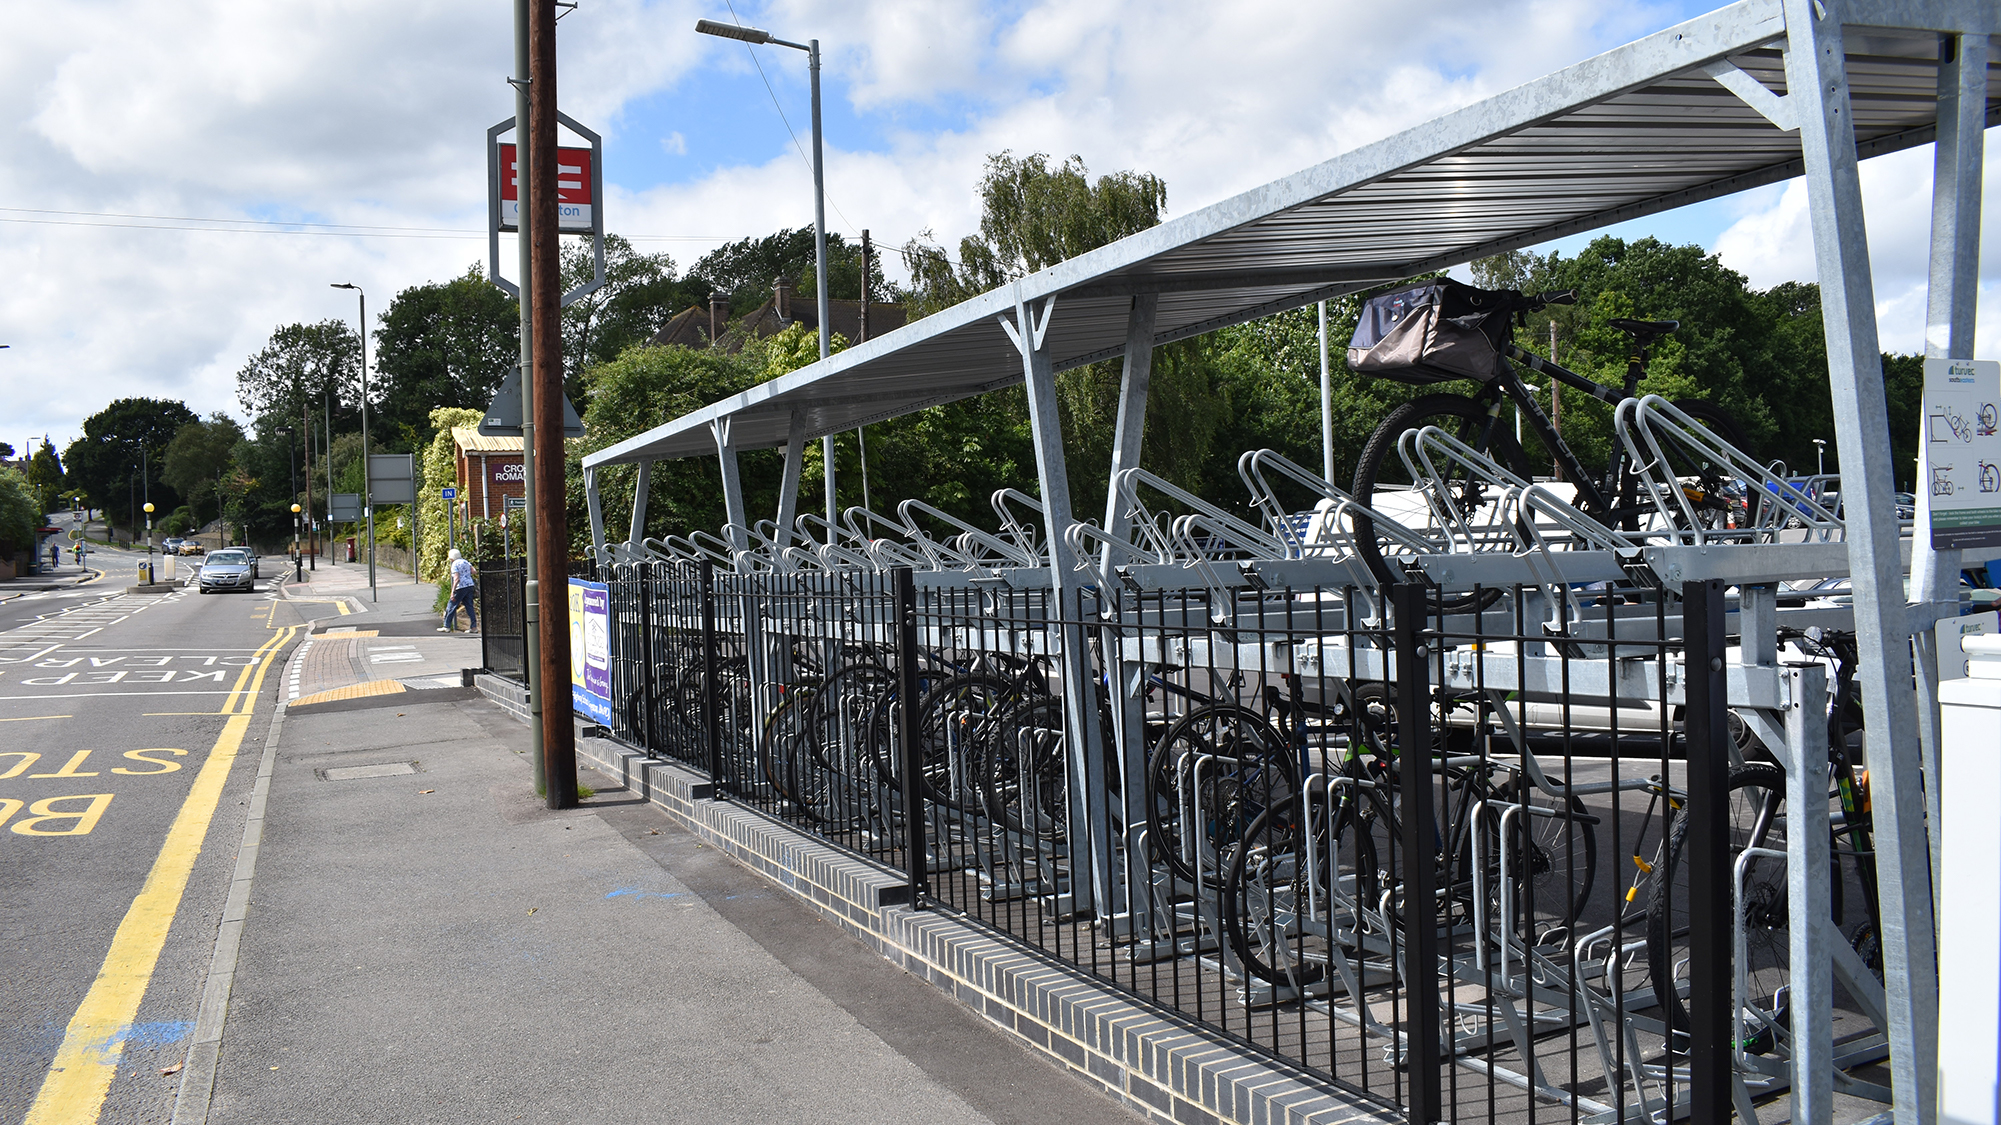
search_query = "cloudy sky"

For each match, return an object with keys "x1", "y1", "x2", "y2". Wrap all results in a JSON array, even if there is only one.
[{"x1": 3, "y1": 0, "x2": 1994, "y2": 457}]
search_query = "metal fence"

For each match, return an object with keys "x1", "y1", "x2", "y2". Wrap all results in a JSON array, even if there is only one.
[
  {"x1": 480, "y1": 560, "x2": 528, "y2": 683},
  {"x1": 597, "y1": 555, "x2": 1872, "y2": 1124}
]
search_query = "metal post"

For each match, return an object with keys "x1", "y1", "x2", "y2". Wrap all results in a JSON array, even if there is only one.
[
  {"x1": 515, "y1": 0, "x2": 545, "y2": 801},
  {"x1": 358, "y1": 291, "x2": 374, "y2": 601},
  {"x1": 1100, "y1": 293, "x2": 1158, "y2": 549},
  {"x1": 700, "y1": 559, "x2": 722, "y2": 786},
  {"x1": 1682, "y1": 579, "x2": 1732, "y2": 1125},
  {"x1": 1785, "y1": 661, "x2": 1834, "y2": 1125},
  {"x1": 302, "y1": 400, "x2": 315, "y2": 570},
  {"x1": 1783, "y1": 6, "x2": 1939, "y2": 1119},
  {"x1": 894, "y1": 566, "x2": 927, "y2": 904},
  {"x1": 528, "y1": 0, "x2": 576, "y2": 810},
  {"x1": 713, "y1": 420, "x2": 748, "y2": 564},
  {"x1": 775, "y1": 411, "x2": 806, "y2": 551},
  {"x1": 807, "y1": 38, "x2": 837, "y2": 539},
  {"x1": 1390, "y1": 582, "x2": 1440, "y2": 1123},
  {"x1": 627, "y1": 460, "x2": 651, "y2": 550},
  {"x1": 1319, "y1": 299, "x2": 1334, "y2": 482},
  {"x1": 1000, "y1": 286, "x2": 1113, "y2": 916},
  {"x1": 1911, "y1": 29, "x2": 1988, "y2": 930}
]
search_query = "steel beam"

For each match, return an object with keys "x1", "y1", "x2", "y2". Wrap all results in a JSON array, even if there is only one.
[
  {"x1": 1911, "y1": 29, "x2": 1988, "y2": 928},
  {"x1": 626, "y1": 460, "x2": 651, "y2": 549},
  {"x1": 775, "y1": 410, "x2": 807, "y2": 550},
  {"x1": 1784, "y1": 2, "x2": 1938, "y2": 1120},
  {"x1": 1785, "y1": 661, "x2": 1835, "y2": 1125},
  {"x1": 584, "y1": 464, "x2": 606, "y2": 562},
  {"x1": 999, "y1": 286, "x2": 1114, "y2": 916},
  {"x1": 711, "y1": 418, "x2": 748, "y2": 566},
  {"x1": 1101, "y1": 294, "x2": 1158, "y2": 547}
]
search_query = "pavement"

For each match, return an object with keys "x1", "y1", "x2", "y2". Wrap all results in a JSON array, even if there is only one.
[{"x1": 173, "y1": 559, "x2": 1135, "y2": 1124}]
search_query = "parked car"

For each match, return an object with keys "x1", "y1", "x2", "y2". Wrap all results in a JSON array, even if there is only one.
[
  {"x1": 179, "y1": 541, "x2": 206, "y2": 556},
  {"x1": 162, "y1": 537, "x2": 184, "y2": 554},
  {"x1": 198, "y1": 549, "x2": 257, "y2": 594}
]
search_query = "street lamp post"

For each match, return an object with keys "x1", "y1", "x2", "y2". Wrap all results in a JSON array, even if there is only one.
[
  {"x1": 291, "y1": 503, "x2": 304, "y2": 582},
  {"x1": 142, "y1": 502, "x2": 155, "y2": 584},
  {"x1": 331, "y1": 282, "x2": 375, "y2": 602},
  {"x1": 1814, "y1": 438, "x2": 1828, "y2": 477},
  {"x1": 696, "y1": 16, "x2": 834, "y2": 541}
]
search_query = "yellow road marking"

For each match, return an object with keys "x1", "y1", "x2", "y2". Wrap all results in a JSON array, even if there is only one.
[
  {"x1": 0, "y1": 714, "x2": 72, "y2": 722},
  {"x1": 289, "y1": 679, "x2": 406, "y2": 708},
  {"x1": 23, "y1": 626, "x2": 295, "y2": 1125},
  {"x1": 220, "y1": 630, "x2": 289, "y2": 716}
]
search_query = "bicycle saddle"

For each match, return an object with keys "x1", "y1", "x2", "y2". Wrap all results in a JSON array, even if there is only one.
[{"x1": 1609, "y1": 317, "x2": 1678, "y2": 339}]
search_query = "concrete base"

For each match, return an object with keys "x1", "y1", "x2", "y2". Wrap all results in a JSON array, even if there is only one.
[
  {"x1": 125, "y1": 582, "x2": 182, "y2": 594},
  {"x1": 524, "y1": 710, "x2": 1395, "y2": 1125}
]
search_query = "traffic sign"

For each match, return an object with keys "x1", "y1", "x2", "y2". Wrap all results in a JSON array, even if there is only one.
[
  {"x1": 505, "y1": 495, "x2": 527, "y2": 510},
  {"x1": 442, "y1": 487, "x2": 459, "y2": 499},
  {"x1": 479, "y1": 365, "x2": 584, "y2": 438}
]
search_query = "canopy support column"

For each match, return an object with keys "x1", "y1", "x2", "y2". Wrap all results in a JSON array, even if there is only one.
[
  {"x1": 1000, "y1": 287, "x2": 1114, "y2": 917},
  {"x1": 1101, "y1": 293, "x2": 1159, "y2": 546},
  {"x1": 627, "y1": 461, "x2": 652, "y2": 552},
  {"x1": 1911, "y1": 29, "x2": 1988, "y2": 925},
  {"x1": 711, "y1": 418, "x2": 748, "y2": 566},
  {"x1": 584, "y1": 465, "x2": 606, "y2": 563},
  {"x1": 775, "y1": 409, "x2": 808, "y2": 551},
  {"x1": 1785, "y1": 4, "x2": 1937, "y2": 1121}
]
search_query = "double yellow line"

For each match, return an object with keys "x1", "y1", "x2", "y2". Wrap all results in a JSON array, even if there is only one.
[{"x1": 25, "y1": 625, "x2": 297, "y2": 1125}]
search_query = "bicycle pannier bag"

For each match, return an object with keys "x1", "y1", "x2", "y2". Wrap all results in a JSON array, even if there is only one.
[{"x1": 1348, "y1": 279, "x2": 1515, "y2": 384}]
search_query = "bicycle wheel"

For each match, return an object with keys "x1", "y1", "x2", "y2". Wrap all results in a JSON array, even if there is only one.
[
  {"x1": 1145, "y1": 704, "x2": 1296, "y2": 887},
  {"x1": 1477, "y1": 777, "x2": 1598, "y2": 934},
  {"x1": 887, "y1": 672, "x2": 1030, "y2": 812},
  {"x1": 1223, "y1": 778, "x2": 1393, "y2": 988},
  {"x1": 1350, "y1": 393, "x2": 1532, "y2": 597},
  {"x1": 803, "y1": 661, "x2": 897, "y2": 818},
  {"x1": 980, "y1": 694, "x2": 1068, "y2": 838},
  {"x1": 1645, "y1": 762, "x2": 1789, "y2": 1053}
]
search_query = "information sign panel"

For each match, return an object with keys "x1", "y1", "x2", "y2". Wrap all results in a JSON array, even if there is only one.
[
  {"x1": 441, "y1": 486, "x2": 458, "y2": 499},
  {"x1": 368, "y1": 453, "x2": 417, "y2": 505},
  {"x1": 1924, "y1": 358, "x2": 2001, "y2": 550},
  {"x1": 330, "y1": 492, "x2": 361, "y2": 522},
  {"x1": 498, "y1": 143, "x2": 594, "y2": 233},
  {"x1": 568, "y1": 578, "x2": 612, "y2": 725}
]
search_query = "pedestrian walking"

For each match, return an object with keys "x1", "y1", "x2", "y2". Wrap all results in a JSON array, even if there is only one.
[{"x1": 441, "y1": 548, "x2": 479, "y2": 633}]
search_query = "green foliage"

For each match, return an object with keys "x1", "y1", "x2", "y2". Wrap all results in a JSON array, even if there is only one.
[
  {"x1": 236, "y1": 320, "x2": 360, "y2": 424},
  {"x1": 25, "y1": 439, "x2": 63, "y2": 517},
  {"x1": 417, "y1": 407, "x2": 484, "y2": 582},
  {"x1": 0, "y1": 465, "x2": 38, "y2": 557},
  {"x1": 901, "y1": 152, "x2": 1167, "y2": 316},
  {"x1": 162, "y1": 415, "x2": 246, "y2": 527},
  {"x1": 560, "y1": 234, "x2": 708, "y2": 395},
  {"x1": 62, "y1": 398, "x2": 199, "y2": 524},
  {"x1": 373, "y1": 266, "x2": 519, "y2": 450},
  {"x1": 688, "y1": 227, "x2": 888, "y2": 314}
]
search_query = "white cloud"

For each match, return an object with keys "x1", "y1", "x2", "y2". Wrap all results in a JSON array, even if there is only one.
[{"x1": 1713, "y1": 136, "x2": 2001, "y2": 358}]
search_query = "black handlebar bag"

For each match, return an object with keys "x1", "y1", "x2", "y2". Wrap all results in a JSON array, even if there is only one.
[{"x1": 1347, "y1": 279, "x2": 1518, "y2": 384}]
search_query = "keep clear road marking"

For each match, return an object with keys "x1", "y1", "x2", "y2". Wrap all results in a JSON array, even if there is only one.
[{"x1": 23, "y1": 625, "x2": 296, "y2": 1125}]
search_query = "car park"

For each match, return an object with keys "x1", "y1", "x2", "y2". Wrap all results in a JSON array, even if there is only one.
[{"x1": 197, "y1": 549, "x2": 257, "y2": 594}]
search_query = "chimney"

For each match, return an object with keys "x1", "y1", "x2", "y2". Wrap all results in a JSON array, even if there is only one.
[
  {"x1": 774, "y1": 276, "x2": 793, "y2": 321},
  {"x1": 709, "y1": 294, "x2": 728, "y2": 345}
]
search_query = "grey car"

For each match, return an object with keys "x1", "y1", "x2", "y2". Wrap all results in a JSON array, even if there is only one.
[{"x1": 199, "y1": 549, "x2": 258, "y2": 594}]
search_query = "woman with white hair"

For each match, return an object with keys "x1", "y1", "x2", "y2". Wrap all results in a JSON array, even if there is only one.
[{"x1": 441, "y1": 547, "x2": 479, "y2": 632}]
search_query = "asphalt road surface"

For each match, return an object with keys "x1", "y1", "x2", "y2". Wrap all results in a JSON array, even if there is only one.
[{"x1": 0, "y1": 573, "x2": 335, "y2": 1125}]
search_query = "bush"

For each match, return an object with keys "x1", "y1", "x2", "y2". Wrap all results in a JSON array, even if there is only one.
[{"x1": 0, "y1": 466, "x2": 37, "y2": 557}]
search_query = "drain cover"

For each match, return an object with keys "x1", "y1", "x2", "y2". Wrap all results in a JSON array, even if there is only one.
[{"x1": 320, "y1": 762, "x2": 419, "y2": 781}]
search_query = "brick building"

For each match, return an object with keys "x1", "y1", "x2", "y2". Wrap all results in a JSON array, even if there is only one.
[{"x1": 451, "y1": 428, "x2": 525, "y2": 523}]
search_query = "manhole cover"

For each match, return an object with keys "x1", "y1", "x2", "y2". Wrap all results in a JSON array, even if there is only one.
[{"x1": 320, "y1": 762, "x2": 420, "y2": 781}]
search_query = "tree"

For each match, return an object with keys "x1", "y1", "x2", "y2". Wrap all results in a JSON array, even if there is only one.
[
  {"x1": 161, "y1": 415, "x2": 245, "y2": 529},
  {"x1": 61, "y1": 398, "x2": 199, "y2": 527},
  {"x1": 0, "y1": 466, "x2": 39, "y2": 560},
  {"x1": 559, "y1": 234, "x2": 706, "y2": 387},
  {"x1": 688, "y1": 227, "x2": 892, "y2": 314},
  {"x1": 236, "y1": 320, "x2": 361, "y2": 424},
  {"x1": 25, "y1": 439, "x2": 63, "y2": 517},
  {"x1": 901, "y1": 153, "x2": 1166, "y2": 316},
  {"x1": 373, "y1": 265, "x2": 520, "y2": 448}
]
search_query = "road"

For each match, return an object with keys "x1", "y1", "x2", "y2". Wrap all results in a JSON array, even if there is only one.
[{"x1": 0, "y1": 569, "x2": 335, "y2": 1125}]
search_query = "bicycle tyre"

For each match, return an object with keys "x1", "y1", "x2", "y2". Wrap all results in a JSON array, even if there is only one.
[
  {"x1": 1644, "y1": 762, "x2": 1789, "y2": 1053},
  {"x1": 1145, "y1": 704, "x2": 1296, "y2": 888}
]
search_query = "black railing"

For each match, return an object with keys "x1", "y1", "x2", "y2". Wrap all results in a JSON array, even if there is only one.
[
  {"x1": 480, "y1": 560, "x2": 528, "y2": 683},
  {"x1": 599, "y1": 561, "x2": 1760, "y2": 1124}
]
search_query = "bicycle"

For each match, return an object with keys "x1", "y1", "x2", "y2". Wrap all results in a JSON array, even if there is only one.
[{"x1": 1347, "y1": 279, "x2": 1757, "y2": 590}]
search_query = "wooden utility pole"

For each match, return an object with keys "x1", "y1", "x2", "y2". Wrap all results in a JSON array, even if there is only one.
[{"x1": 527, "y1": 0, "x2": 577, "y2": 808}]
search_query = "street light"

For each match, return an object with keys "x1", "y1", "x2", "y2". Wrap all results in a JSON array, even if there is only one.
[
  {"x1": 1813, "y1": 438, "x2": 1828, "y2": 477},
  {"x1": 291, "y1": 503, "x2": 304, "y2": 582},
  {"x1": 331, "y1": 282, "x2": 375, "y2": 603},
  {"x1": 696, "y1": 15, "x2": 835, "y2": 541}
]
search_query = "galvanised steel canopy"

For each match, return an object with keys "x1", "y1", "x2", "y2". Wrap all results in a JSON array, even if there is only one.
[{"x1": 585, "y1": 0, "x2": 1997, "y2": 467}]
